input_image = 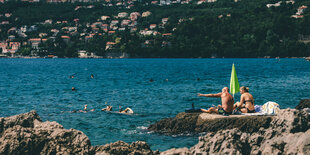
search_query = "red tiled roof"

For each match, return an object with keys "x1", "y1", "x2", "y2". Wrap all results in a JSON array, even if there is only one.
[
  {"x1": 29, "y1": 38, "x2": 41, "y2": 41},
  {"x1": 162, "y1": 33, "x2": 172, "y2": 36},
  {"x1": 106, "y1": 42, "x2": 116, "y2": 45},
  {"x1": 61, "y1": 36, "x2": 70, "y2": 39}
]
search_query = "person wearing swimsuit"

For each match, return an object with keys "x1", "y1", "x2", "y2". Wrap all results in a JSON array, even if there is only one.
[
  {"x1": 233, "y1": 86, "x2": 255, "y2": 113},
  {"x1": 198, "y1": 87, "x2": 234, "y2": 115}
]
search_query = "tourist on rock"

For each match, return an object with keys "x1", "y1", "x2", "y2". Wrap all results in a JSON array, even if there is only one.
[
  {"x1": 233, "y1": 86, "x2": 255, "y2": 113},
  {"x1": 197, "y1": 87, "x2": 234, "y2": 115}
]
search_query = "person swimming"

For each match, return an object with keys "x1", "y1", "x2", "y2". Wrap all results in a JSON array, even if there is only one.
[
  {"x1": 71, "y1": 104, "x2": 94, "y2": 113},
  {"x1": 72, "y1": 87, "x2": 76, "y2": 91},
  {"x1": 82, "y1": 104, "x2": 94, "y2": 112},
  {"x1": 91, "y1": 74, "x2": 94, "y2": 78},
  {"x1": 118, "y1": 106, "x2": 133, "y2": 114},
  {"x1": 102, "y1": 105, "x2": 113, "y2": 111}
]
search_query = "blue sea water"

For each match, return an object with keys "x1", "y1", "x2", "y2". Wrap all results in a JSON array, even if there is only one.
[{"x1": 0, "y1": 58, "x2": 309, "y2": 151}]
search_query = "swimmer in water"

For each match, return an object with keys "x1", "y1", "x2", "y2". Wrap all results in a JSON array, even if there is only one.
[
  {"x1": 83, "y1": 104, "x2": 94, "y2": 112},
  {"x1": 91, "y1": 74, "x2": 94, "y2": 78},
  {"x1": 102, "y1": 105, "x2": 113, "y2": 111},
  {"x1": 119, "y1": 106, "x2": 132, "y2": 113},
  {"x1": 72, "y1": 87, "x2": 76, "y2": 91}
]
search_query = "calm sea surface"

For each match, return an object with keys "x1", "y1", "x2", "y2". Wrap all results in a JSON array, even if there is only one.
[{"x1": 0, "y1": 58, "x2": 309, "y2": 151}]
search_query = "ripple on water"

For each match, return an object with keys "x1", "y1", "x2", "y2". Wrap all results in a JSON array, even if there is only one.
[{"x1": 0, "y1": 58, "x2": 309, "y2": 151}]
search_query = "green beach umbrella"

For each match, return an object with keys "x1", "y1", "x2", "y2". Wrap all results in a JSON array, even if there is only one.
[{"x1": 230, "y1": 63, "x2": 240, "y2": 97}]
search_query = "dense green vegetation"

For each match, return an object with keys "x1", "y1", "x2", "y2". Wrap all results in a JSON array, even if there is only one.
[{"x1": 1, "y1": 0, "x2": 310, "y2": 58}]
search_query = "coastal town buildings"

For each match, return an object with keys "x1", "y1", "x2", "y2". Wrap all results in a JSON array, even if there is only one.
[{"x1": 0, "y1": 0, "x2": 308, "y2": 58}]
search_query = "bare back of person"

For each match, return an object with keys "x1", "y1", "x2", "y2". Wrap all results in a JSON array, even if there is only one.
[
  {"x1": 198, "y1": 87, "x2": 234, "y2": 114},
  {"x1": 221, "y1": 92, "x2": 234, "y2": 113},
  {"x1": 241, "y1": 93, "x2": 255, "y2": 111}
]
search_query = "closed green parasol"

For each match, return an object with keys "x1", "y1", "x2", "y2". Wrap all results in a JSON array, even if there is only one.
[{"x1": 230, "y1": 64, "x2": 240, "y2": 97}]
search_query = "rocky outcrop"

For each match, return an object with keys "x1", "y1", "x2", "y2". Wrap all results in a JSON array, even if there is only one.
[
  {"x1": 95, "y1": 141, "x2": 158, "y2": 155},
  {"x1": 163, "y1": 109, "x2": 310, "y2": 155},
  {"x1": 1, "y1": 108, "x2": 309, "y2": 155},
  {"x1": 296, "y1": 99, "x2": 310, "y2": 110},
  {"x1": 0, "y1": 110, "x2": 94, "y2": 155},
  {"x1": 148, "y1": 112, "x2": 273, "y2": 135},
  {"x1": 0, "y1": 111, "x2": 157, "y2": 155}
]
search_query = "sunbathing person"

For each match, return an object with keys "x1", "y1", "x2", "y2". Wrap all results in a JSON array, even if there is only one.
[
  {"x1": 233, "y1": 86, "x2": 255, "y2": 113},
  {"x1": 198, "y1": 87, "x2": 234, "y2": 115}
]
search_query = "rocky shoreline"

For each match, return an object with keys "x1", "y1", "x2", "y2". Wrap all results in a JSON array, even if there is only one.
[
  {"x1": 0, "y1": 99, "x2": 309, "y2": 154},
  {"x1": 0, "y1": 111, "x2": 156, "y2": 155},
  {"x1": 148, "y1": 112, "x2": 273, "y2": 135}
]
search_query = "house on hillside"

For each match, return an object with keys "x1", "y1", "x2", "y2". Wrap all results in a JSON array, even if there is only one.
[
  {"x1": 61, "y1": 36, "x2": 70, "y2": 43},
  {"x1": 130, "y1": 12, "x2": 141, "y2": 21},
  {"x1": 118, "y1": 12, "x2": 128, "y2": 18},
  {"x1": 266, "y1": 1, "x2": 282, "y2": 8},
  {"x1": 8, "y1": 27, "x2": 17, "y2": 33},
  {"x1": 111, "y1": 20, "x2": 119, "y2": 26},
  {"x1": 8, "y1": 35, "x2": 15, "y2": 40},
  {"x1": 150, "y1": 24, "x2": 157, "y2": 29},
  {"x1": 108, "y1": 31, "x2": 116, "y2": 35},
  {"x1": 101, "y1": 16, "x2": 110, "y2": 21},
  {"x1": 151, "y1": 1, "x2": 158, "y2": 4},
  {"x1": 106, "y1": 42, "x2": 116, "y2": 50},
  {"x1": 0, "y1": 42, "x2": 8, "y2": 54},
  {"x1": 44, "y1": 19, "x2": 53, "y2": 24},
  {"x1": 139, "y1": 30, "x2": 155, "y2": 35},
  {"x1": 161, "y1": 18, "x2": 168, "y2": 25},
  {"x1": 101, "y1": 24, "x2": 109, "y2": 30},
  {"x1": 121, "y1": 19, "x2": 131, "y2": 27},
  {"x1": 5, "y1": 13, "x2": 12, "y2": 18},
  {"x1": 291, "y1": 5, "x2": 307, "y2": 18},
  {"x1": 297, "y1": 5, "x2": 307, "y2": 15},
  {"x1": 162, "y1": 33, "x2": 172, "y2": 37},
  {"x1": 28, "y1": 38, "x2": 47, "y2": 56},
  {"x1": 142, "y1": 11, "x2": 152, "y2": 17}
]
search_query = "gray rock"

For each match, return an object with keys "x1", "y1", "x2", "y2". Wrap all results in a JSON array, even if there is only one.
[
  {"x1": 1, "y1": 107, "x2": 309, "y2": 155},
  {"x1": 95, "y1": 141, "x2": 157, "y2": 155},
  {"x1": 148, "y1": 112, "x2": 273, "y2": 135},
  {"x1": 188, "y1": 109, "x2": 310, "y2": 154},
  {"x1": 0, "y1": 110, "x2": 94, "y2": 155},
  {"x1": 160, "y1": 147, "x2": 190, "y2": 155},
  {"x1": 296, "y1": 99, "x2": 310, "y2": 110},
  {"x1": 0, "y1": 110, "x2": 158, "y2": 155}
]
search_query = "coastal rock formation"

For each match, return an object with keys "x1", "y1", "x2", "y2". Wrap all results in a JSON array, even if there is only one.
[
  {"x1": 1, "y1": 108, "x2": 309, "y2": 154},
  {"x1": 0, "y1": 110, "x2": 94, "y2": 154},
  {"x1": 95, "y1": 141, "x2": 158, "y2": 155},
  {"x1": 148, "y1": 112, "x2": 273, "y2": 135},
  {"x1": 0, "y1": 111, "x2": 156, "y2": 155},
  {"x1": 296, "y1": 99, "x2": 310, "y2": 110},
  {"x1": 162, "y1": 109, "x2": 310, "y2": 154}
]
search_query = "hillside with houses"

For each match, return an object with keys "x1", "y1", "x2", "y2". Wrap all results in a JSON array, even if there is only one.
[{"x1": 0, "y1": 0, "x2": 310, "y2": 58}]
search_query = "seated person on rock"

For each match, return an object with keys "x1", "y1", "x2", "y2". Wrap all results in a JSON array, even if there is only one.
[
  {"x1": 233, "y1": 86, "x2": 255, "y2": 113},
  {"x1": 198, "y1": 87, "x2": 234, "y2": 115}
]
